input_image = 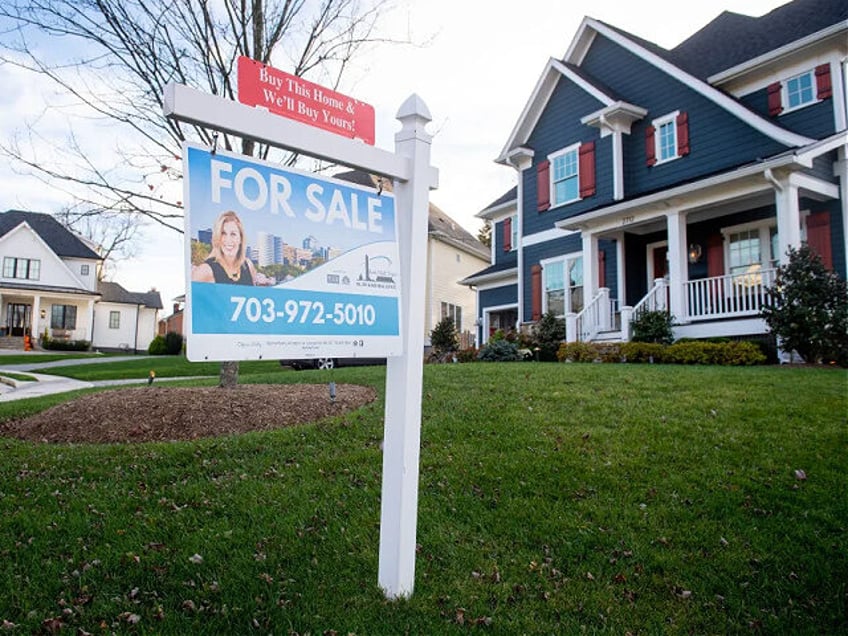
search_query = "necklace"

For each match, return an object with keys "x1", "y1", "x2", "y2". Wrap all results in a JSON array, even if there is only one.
[{"x1": 216, "y1": 258, "x2": 241, "y2": 281}]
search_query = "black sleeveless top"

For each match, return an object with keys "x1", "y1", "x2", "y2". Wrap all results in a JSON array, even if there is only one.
[{"x1": 205, "y1": 257, "x2": 254, "y2": 285}]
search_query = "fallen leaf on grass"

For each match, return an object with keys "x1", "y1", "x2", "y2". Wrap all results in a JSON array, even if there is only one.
[
  {"x1": 189, "y1": 553, "x2": 203, "y2": 564},
  {"x1": 793, "y1": 469, "x2": 807, "y2": 480}
]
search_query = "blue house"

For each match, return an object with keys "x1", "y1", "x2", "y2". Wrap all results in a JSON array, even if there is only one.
[{"x1": 463, "y1": 0, "x2": 847, "y2": 348}]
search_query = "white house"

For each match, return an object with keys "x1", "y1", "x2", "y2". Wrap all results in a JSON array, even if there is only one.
[{"x1": 0, "y1": 210, "x2": 162, "y2": 352}]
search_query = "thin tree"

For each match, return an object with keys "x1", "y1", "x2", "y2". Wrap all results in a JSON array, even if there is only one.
[{"x1": 0, "y1": 0, "x2": 402, "y2": 387}]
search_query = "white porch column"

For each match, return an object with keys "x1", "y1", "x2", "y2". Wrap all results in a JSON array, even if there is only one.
[
  {"x1": 665, "y1": 211, "x2": 688, "y2": 322},
  {"x1": 86, "y1": 299, "x2": 96, "y2": 345},
  {"x1": 614, "y1": 231, "x2": 626, "y2": 305},
  {"x1": 835, "y1": 147, "x2": 848, "y2": 276},
  {"x1": 581, "y1": 231, "x2": 598, "y2": 305},
  {"x1": 773, "y1": 175, "x2": 801, "y2": 261},
  {"x1": 31, "y1": 296, "x2": 41, "y2": 339}
]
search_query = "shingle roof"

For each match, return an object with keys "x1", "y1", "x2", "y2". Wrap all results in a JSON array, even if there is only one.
[
  {"x1": 332, "y1": 170, "x2": 489, "y2": 260},
  {"x1": 671, "y1": 0, "x2": 848, "y2": 79},
  {"x1": 480, "y1": 187, "x2": 518, "y2": 214},
  {"x1": 0, "y1": 210, "x2": 102, "y2": 260},
  {"x1": 98, "y1": 280, "x2": 163, "y2": 309}
]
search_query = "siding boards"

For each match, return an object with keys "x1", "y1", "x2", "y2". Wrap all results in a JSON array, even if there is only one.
[
  {"x1": 480, "y1": 285, "x2": 518, "y2": 311},
  {"x1": 494, "y1": 218, "x2": 518, "y2": 267},
  {"x1": 521, "y1": 78, "x2": 611, "y2": 237},
  {"x1": 580, "y1": 36, "x2": 789, "y2": 198}
]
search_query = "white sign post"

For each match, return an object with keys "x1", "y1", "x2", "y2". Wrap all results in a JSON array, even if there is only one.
[{"x1": 164, "y1": 83, "x2": 435, "y2": 599}]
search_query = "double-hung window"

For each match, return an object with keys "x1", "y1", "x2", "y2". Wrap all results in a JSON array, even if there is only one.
[
  {"x1": 550, "y1": 144, "x2": 580, "y2": 206},
  {"x1": 542, "y1": 255, "x2": 584, "y2": 317},
  {"x1": 109, "y1": 311, "x2": 121, "y2": 329},
  {"x1": 653, "y1": 112, "x2": 679, "y2": 163},
  {"x1": 441, "y1": 302, "x2": 462, "y2": 332},
  {"x1": 723, "y1": 220, "x2": 779, "y2": 286}
]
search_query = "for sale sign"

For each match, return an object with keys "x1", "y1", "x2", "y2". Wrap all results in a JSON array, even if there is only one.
[
  {"x1": 237, "y1": 56, "x2": 375, "y2": 145},
  {"x1": 183, "y1": 142, "x2": 401, "y2": 361}
]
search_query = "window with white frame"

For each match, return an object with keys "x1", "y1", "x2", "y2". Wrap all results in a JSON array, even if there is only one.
[
  {"x1": 653, "y1": 112, "x2": 679, "y2": 163},
  {"x1": 543, "y1": 255, "x2": 584, "y2": 317},
  {"x1": 3, "y1": 257, "x2": 40, "y2": 280},
  {"x1": 784, "y1": 70, "x2": 816, "y2": 111},
  {"x1": 550, "y1": 144, "x2": 580, "y2": 206},
  {"x1": 81, "y1": 264, "x2": 90, "y2": 276},
  {"x1": 109, "y1": 311, "x2": 120, "y2": 329},
  {"x1": 441, "y1": 301, "x2": 462, "y2": 332},
  {"x1": 510, "y1": 214, "x2": 518, "y2": 251},
  {"x1": 724, "y1": 220, "x2": 779, "y2": 276}
]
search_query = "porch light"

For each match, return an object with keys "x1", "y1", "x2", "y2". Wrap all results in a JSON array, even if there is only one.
[
  {"x1": 40, "y1": 309, "x2": 46, "y2": 319},
  {"x1": 688, "y1": 243, "x2": 702, "y2": 264}
]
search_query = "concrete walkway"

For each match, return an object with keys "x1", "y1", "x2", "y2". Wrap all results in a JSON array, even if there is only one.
[{"x1": 0, "y1": 355, "x2": 209, "y2": 401}]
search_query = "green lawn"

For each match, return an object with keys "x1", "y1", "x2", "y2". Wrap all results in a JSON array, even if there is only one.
[{"x1": 0, "y1": 363, "x2": 845, "y2": 634}]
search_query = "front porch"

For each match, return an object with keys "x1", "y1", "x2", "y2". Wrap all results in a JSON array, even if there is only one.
[{"x1": 567, "y1": 268, "x2": 777, "y2": 343}]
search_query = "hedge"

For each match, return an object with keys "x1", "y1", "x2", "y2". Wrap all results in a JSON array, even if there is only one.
[{"x1": 557, "y1": 340, "x2": 766, "y2": 366}]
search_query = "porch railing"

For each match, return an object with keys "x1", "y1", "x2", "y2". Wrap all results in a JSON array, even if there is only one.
[
  {"x1": 631, "y1": 278, "x2": 668, "y2": 319},
  {"x1": 684, "y1": 268, "x2": 776, "y2": 321},
  {"x1": 569, "y1": 287, "x2": 617, "y2": 342}
]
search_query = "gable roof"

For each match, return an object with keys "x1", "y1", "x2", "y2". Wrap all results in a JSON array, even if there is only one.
[
  {"x1": 0, "y1": 210, "x2": 102, "y2": 260},
  {"x1": 98, "y1": 280, "x2": 163, "y2": 309},
  {"x1": 332, "y1": 170, "x2": 489, "y2": 260},
  {"x1": 671, "y1": 0, "x2": 848, "y2": 79},
  {"x1": 500, "y1": 8, "x2": 820, "y2": 164}
]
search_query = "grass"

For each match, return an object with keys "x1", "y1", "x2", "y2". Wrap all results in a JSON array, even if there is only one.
[
  {"x1": 0, "y1": 362, "x2": 845, "y2": 634},
  {"x1": 0, "y1": 372, "x2": 38, "y2": 382}
]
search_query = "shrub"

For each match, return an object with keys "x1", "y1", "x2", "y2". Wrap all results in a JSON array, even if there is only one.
[
  {"x1": 40, "y1": 337, "x2": 90, "y2": 351},
  {"x1": 148, "y1": 335, "x2": 168, "y2": 355},
  {"x1": 631, "y1": 310, "x2": 675, "y2": 344},
  {"x1": 430, "y1": 316, "x2": 459, "y2": 355},
  {"x1": 620, "y1": 342, "x2": 665, "y2": 363},
  {"x1": 531, "y1": 311, "x2": 565, "y2": 361},
  {"x1": 761, "y1": 245, "x2": 848, "y2": 365},
  {"x1": 557, "y1": 341, "x2": 598, "y2": 363},
  {"x1": 477, "y1": 339, "x2": 523, "y2": 362},
  {"x1": 456, "y1": 347, "x2": 478, "y2": 363},
  {"x1": 164, "y1": 331, "x2": 184, "y2": 355}
]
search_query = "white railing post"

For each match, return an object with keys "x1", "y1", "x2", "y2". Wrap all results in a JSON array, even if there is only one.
[
  {"x1": 620, "y1": 306, "x2": 633, "y2": 342},
  {"x1": 565, "y1": 312, "x2": 578, "y2": 342},
  {"x1": 598, "y1": 287, "x2": 611, "y2": 330},
  {"x1": 379, "y1": 94, "x2": 433, "y2": 600}
]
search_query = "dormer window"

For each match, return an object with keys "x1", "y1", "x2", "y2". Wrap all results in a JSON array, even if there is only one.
[{"x1": 767, "y1": 64, "x2": 832, "y2": 116}]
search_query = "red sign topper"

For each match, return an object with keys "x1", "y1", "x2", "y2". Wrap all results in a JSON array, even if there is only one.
[{"x1": 237, "y1": 56, "x2": 375, "y2": 145}]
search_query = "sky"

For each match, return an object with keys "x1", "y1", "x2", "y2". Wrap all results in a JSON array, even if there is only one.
[{"x1": 0, "y1": 0, "x2": 792, "y2": 312}]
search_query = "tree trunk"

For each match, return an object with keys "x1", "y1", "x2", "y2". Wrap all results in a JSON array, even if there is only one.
[{"x1": 219, "y1": 360, "x2": 239, "y2": 389}]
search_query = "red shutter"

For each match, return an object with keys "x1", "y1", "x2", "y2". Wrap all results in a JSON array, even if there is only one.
[
  {"x1": 707, "y1": 233, "x2": 724, "y2": 278},
  {"x1": 676, "y1": 112, "x2": 690, "y2": 156},
  {"x1": 578, "y1": 141, "x2": 596, "y2": 198},
  {"x1": 598, "y1": 249, "x2": 606, "y2": 289},
  {"x1": 645, "y1": 125, "x2": 656, "y2": 166},
  {"x1": 767, "y1": 82, "x2": 783, "y2": 116},
  {"x1": 806, "y1": 211, "x2": 833, "y2": 269},
  {"x1": 815, "y1": 64, "x2": 832, "y2": 100},
  {"x1": 502, "y1": 216, "x2": 512, "y2": 252},
  {"x1": 536, "y1": 161, "x2": 550, "y2": 212},
  {"x1": 531, "y1": 264, "x2": 542, "y2": 321}
]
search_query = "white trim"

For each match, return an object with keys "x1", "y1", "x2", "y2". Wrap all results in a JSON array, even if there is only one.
[
  {"x1": 481, "y1": 303, "x2": 519, "y2": 344},
  {"x1": 496, "y1": 58, "x2": 615, "y2": 164},
  {"x1": 651, "y1": 110, "x2": 681, "y2": 165},
  {"x1": 475, "y1": 275, "x2": 518, "y2": 292},
  {"x1": 646, "y1": 240, "x2": 668, "y2": 285},
  {"x1": 549, "y1": 142, "x2": 582, "y2": 207},
  {"x1": 523, "y1": 227, "x2": 576, "y2": 248},
  {"x1": 477, "y1": 197, "x2": 517, "y2": 221},
  {"x1": 570, "y1": 19, "x2": 814, "y2": 149},
  {"x1": 780, "y1": 69, "x2": 821, "y2": 115},
  {"x1": 540, "y1": 252, "x2": 584, "y2": 317},
  {"x1": 722, "y1": 219, "x2": 779, "y2": 273}
]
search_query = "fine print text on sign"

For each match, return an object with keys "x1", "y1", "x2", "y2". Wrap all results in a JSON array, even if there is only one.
[
  {"x1": 182, "y1": 142, "x2": 401, "y2": 362},
  {"x1": 237, "y1": 56, "x2": 375, "y2": 145}
]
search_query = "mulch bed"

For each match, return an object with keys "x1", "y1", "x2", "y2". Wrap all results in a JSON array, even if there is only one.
[{"x1": 0, "y1": 384, "x2": 377, "y2": 444}]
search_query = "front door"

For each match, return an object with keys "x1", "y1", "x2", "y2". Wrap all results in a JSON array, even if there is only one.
[
  {"x1": 7, "y1": 303, "x2": 31, "y2": 337},
  {"x1": 652, "y1": 246, "x2": 669, "y2": 280}
]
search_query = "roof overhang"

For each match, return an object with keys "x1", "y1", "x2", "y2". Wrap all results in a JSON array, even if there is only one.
[
  {"x1": 461, "y1": 267, "x2": 518, "y2": 288},
  {"x1": 580, "y1": 101, "x2": 648, "y2": 136},
  {"x1": 557, "y1": 132, "x2": 846, "y2": 233}
]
